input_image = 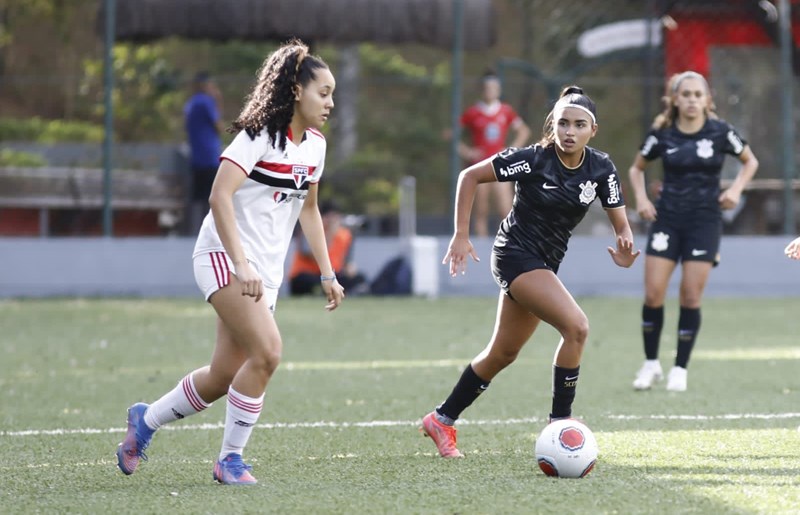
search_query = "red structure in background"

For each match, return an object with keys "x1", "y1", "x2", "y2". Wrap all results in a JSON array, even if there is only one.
[
  {"x1": 0, "y1": 209, "x2": 162, "y2": 237},
  {"x1": 662, "y1": 0, "x2": 800, "y2": 79}
]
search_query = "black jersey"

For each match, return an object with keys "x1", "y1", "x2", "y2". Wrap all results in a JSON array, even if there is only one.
[
  {"x1": 639, "y1": 118, "x2": 746, "y2": 215},
  {"x1": 490, "y1": 144, "x2": 624, "y2": 267}
]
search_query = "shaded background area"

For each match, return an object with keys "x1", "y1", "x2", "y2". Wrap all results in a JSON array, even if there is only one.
[{"x1": 0, "y1": 0, "x2": 799, "y2": 238}]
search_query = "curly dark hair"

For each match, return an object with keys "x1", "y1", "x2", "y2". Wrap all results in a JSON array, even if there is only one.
[{"x1": 229, "y1": 39, "x2": 329, "y2": 151}]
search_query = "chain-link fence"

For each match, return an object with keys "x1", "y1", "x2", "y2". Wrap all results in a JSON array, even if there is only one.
[
  {"x1": 482, "y1": 0, "x2": 799, "y2": 237},
  {"x1": 325, "y1": 0, "x2": 800, "y2": 236}
]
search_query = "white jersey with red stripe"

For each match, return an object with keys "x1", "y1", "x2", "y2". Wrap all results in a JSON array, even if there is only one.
[{"x1": 192, "y1": 127, "x2": 326, "y2": 289}]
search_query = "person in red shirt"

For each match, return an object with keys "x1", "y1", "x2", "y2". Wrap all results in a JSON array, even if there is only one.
[{"x1": 459, "y1": 70, "x2": 531, "y2": 236}]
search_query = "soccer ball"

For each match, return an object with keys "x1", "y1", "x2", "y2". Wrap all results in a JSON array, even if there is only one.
[{"x1": 534, "y1": 418, "x2": 598, "y2": 478}]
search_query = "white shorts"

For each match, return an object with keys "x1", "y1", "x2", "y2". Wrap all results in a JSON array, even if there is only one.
[{"x1": 193, "y1": 251, "x2": 278, "y2": 312}]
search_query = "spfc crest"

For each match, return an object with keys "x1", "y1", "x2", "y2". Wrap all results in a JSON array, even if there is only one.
[
  {"x1": 578, "y1": 181, "x2": 597, "y2": 204},
  {"x1": 292, "y1": 165, "x2": 309, "y2": 188},
  {"x1": 696, "y1": 139, "x2": 713, "y2": 159}
]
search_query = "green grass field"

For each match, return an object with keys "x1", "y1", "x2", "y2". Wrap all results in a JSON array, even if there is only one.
[{"x1": 1, "y1": 296, "x2": 799, "y2": 514}]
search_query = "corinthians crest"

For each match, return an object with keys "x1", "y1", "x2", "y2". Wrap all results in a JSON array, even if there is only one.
[
  {"x1": 651, "y1": 231, "x2": 669, "y2": 252},
  {"x1": 696, "y1": 139, "x2": 714, "y2": 159},
  {"x1": 578, "y1": 181, "x2": 597, "y2": 204}
]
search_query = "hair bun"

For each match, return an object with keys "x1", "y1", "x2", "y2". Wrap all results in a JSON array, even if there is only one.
[{"x1": 561, "y1": 85, "x2": 584, "y2": 97}]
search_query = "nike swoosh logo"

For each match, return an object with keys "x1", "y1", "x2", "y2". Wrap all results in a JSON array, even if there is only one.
[
  {"x1": 565, "y1": 375, "x2": 578, "y2": 381},
  {"x1": 691, "y1": 249, "x2": 707, "y2": 256},
  {"x1": 543, "y1": 183, "x2": 558, "y2": 190},
  {"x1": 666, "y1": 148, "x2": 679, "y2": 154}
]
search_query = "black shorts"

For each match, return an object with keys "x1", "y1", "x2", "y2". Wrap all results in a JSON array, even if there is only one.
[
  {"x1": 491, "y1": 247, "x2": 555, "y2": 295},
  {"x1": 645, "y1": 212, "x2": 721, "y2": 264}
]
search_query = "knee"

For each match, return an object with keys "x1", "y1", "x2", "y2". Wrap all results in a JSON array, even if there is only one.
[
  {"x1": 250, "y1": 347, "x2": 282, "y2": 377},
  {"x1": 644, "y1": 292, "x2": 663, "y2": 306},
  {"x1": 490, "y1": 347, "x2": 521, "y2": 369},
  {"x1": 644, "y1": 285, "x2": 667, "y2": 306},
  {"x1": 679, "y1": 290, "x2": 703, "y2": 308},
  {"x1": 562, "y1": 315, "x2": 589, "y2": 346}
]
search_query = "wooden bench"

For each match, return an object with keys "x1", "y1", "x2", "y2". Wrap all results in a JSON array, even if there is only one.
[{"x1": 0, "y1": 166, "x2": 186, "y2": 236}]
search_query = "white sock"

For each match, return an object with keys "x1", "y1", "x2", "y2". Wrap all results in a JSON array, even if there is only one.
[
  {"x1": 143, "y1": 373, "x2": 210, "y2": 431},
  {"x1": 219, "y1": 387, "x2": 263, "y2": 461}
]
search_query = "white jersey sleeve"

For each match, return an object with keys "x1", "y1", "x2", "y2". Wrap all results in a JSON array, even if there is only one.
[{"x1": 192, "y1": 128, "x2": 327, "y2": 290}]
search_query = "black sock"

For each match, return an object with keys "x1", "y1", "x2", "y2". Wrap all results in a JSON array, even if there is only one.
[
  {"x1": 550, "y1": 365, "x2": 580, "y2": 420},
  {"x1": 642, "y1": 305, "x2": 664, "y2": 360},
  {"x1": 675, "y1": 307, "x2": 701, "y2": 368},
  {"x1": 436, "y1": 364, "x2": 490, "y2": 421}
]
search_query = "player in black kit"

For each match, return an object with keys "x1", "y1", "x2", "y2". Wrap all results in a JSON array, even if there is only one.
[
  {"x1": 420, "y1": 85, "x2": 640, "y2": 458},
  {"x1": 629, "y1": 71, "x2": 759, "y2": 392}
]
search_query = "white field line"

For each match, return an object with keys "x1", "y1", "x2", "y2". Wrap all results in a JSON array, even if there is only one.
[{"x1": 3, "y1": 412, "x2": 800, "y2": 438}]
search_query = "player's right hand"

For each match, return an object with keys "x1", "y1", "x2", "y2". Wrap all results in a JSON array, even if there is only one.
[
  {"x1": 636, "y1": 198, "x2": 657, "y2": 221},
  {"x1": 442, "y1": 234, "x2": 480, "y2": 277},
  {"x1": 236, "y1": 261, "x2": 263, "y2": 302}
]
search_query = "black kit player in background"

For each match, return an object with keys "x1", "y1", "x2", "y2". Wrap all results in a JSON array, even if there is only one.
[
  {"x1": 629, "y1": 71, "x2": 759, "y2": 393},
  {"x1": 420, "y1": 85, "x2": 641, "y2": 458}
]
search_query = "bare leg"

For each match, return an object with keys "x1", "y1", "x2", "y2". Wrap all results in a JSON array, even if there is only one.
[{"x1": 471, "y1": 291, "x2": 540, "y2": 380}]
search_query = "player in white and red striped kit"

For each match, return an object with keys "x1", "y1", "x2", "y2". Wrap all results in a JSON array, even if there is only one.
[{"x1": 116, "y1": 39, "x2": 344, "y2": 485}]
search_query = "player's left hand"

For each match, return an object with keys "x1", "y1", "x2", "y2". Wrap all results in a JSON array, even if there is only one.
[
  {"x1": 322, "y1": 279, "x2": 345, "y2": 311},
  {"x1": 607, "y1": 235, "x2": 641, "y2": 268},
  {"x1": 718, "y1": 188, "x2": 741, "y2": 210}
]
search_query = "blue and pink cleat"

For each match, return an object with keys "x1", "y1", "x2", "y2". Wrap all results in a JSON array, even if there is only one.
[
  {"x1": 213, "y1": 453, "x2": 258, "y2": 485},
  {"x1": 116, "y1": 402, "x2": 155, "y2": 475}
]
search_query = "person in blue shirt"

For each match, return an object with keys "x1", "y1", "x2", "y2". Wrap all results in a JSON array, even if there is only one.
[{"x1": 185, "y1": 71, "x2": 224, "y2": 234}]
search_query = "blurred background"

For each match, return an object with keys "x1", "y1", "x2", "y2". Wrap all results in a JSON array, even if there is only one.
[
  {"x1": 2, "y1": 0, "x2": 798, "y2": 237},
  {"x1": 1, "y1": 0, "x2": 799, "y2": 298}
]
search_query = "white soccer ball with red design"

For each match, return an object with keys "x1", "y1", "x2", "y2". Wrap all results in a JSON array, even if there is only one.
[{"x1": 535, "y1": 418, "x2": 598, "y2": 478}]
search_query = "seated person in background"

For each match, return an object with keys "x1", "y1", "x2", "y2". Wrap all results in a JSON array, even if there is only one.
[{"x1": 289, "y1": 200, "x2": 367, "y2": 295}]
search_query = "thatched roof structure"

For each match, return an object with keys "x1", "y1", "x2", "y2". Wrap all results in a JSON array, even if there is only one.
[{"x1": 98, "y1": 0, "x2": 496, "y2": 50}]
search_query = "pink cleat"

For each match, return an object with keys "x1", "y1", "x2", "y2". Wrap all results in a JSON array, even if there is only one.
[{"x1": 421, "y1": 412, "x2": 464, "y2": 458}]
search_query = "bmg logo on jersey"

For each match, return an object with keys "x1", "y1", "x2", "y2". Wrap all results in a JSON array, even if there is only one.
[
  {"x1": 499, "y1": 160, "x2": 531, "y2": 177},
  {"x1": 292, "y1": 165, "x2": 310, "y2": 188},
  {"x1": 607, "y1": 173, "x2": 620, "y2": 204},
  {"x1": 273, "y1": 191, "x2": 306, "y2": 204}
]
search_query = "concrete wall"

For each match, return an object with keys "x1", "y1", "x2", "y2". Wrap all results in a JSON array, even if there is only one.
[{"x1": 1, "y1": 235, "x2": 799, "y2": 299}]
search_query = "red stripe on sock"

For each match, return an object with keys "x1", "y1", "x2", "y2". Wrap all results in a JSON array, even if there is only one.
[
  {"x1": 228, "y1": 391, "x2": 263, "y2": 414},
  {"x1": 182, "y1": 376, "x2": 205, "y2": 412}
]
